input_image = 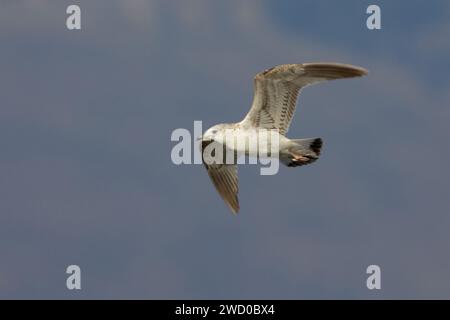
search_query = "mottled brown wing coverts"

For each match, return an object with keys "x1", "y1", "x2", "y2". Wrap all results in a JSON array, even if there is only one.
[
  {"x1": 201, "y1": 140, "x2": 239, "y2": 214},
  {"x1": 242, "y1": 63, "x2": 368, "y2": 135}
]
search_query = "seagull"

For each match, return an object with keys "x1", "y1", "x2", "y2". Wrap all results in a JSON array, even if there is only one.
[{"x1": 201, "y1": 63, "x2": 368, "y2": 214}]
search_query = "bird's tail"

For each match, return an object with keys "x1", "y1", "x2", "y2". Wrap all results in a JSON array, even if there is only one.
[{"x1": 280, "y1": 138, "x2": 323, "y2": 167}]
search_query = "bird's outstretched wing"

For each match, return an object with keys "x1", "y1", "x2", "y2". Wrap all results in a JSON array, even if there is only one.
[
  {"x1": 240, "y1": 63, "x2": 368, "y2": 135},
  {"x1": 202, "y1": 140, "x2": 239, "y2": 214}
]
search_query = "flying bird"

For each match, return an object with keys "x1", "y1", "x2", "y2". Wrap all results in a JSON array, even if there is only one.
[{"x1": 201, "y1": 63, "x2": 368, "y2": 214}]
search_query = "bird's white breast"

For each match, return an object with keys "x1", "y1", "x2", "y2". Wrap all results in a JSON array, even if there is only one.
[{"x1": 216, "y1": 127, "x2": 289, "y2": 158}]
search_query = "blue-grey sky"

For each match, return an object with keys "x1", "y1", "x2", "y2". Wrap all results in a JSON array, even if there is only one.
[{"x1": 0, "y1": 0, "x2": 449, "y2": 299}]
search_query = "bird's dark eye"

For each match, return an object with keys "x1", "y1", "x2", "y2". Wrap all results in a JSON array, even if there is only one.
[{"x1": 212, "y1": 130, "x2": 217, "y2": 134}]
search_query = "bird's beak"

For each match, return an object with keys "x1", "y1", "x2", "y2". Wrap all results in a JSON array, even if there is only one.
[{"x1": 198, "y1": 135, "x2": 214, "y2": 143}]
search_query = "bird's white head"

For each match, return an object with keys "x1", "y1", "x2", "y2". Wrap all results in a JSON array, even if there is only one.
[{"x1": 202, "y1": 124, "x2": 225, "y2": 142}]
